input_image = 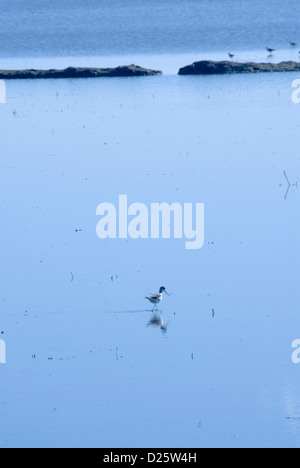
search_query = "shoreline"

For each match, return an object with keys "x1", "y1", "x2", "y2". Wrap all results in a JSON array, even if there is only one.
[
  {"x1": 178, "y1": 60, "x2": 300, "y2": 75},
  {"x1": 0, "y1": 60, "x2": 300, "y2": 79},
  {"x1": 0, "y1": 64, "x2": 162, "y2": 79}
]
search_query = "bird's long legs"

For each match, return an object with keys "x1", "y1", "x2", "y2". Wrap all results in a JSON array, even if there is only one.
[
  {"x1": 152, "y1": 304, "x2": 158, "y2": 312},
  {"x1": 152, "y1": 303, "x2": 162, "y2": 314}
]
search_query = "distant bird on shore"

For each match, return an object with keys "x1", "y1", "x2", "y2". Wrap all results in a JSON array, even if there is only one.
[
  {"x1": 290, "y1": 41, "x2": 297, "y2": 47},
  {"x1": 145, "y1": 286, "x2": 169, "y2": 311},
  {"x1": 266, "y1": 47, "x2": 275, "y2": 54},
  {"x1": 228, "y1": 53, "x2": 235, "y2": 59}
]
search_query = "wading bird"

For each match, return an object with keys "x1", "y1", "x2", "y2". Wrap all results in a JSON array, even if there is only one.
[
  {"x1": 266, "y1": 47, "x2": 276, "y2": 54},
  {"x1": 145, "y1": 286, "x2": 169, "y2": 311}
]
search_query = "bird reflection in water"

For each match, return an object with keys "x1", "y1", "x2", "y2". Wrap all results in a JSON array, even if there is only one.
[{"x1": 147, "y1": 313, "x2": 168, "y2": 333}]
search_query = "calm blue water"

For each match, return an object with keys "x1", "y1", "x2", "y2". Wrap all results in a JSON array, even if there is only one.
[
  {"x1": 0, "y1": 0, "x2": 299, "y2": 58},
  {"x1": 0, "y1": 0, "x2": 300, "y2": 450}
]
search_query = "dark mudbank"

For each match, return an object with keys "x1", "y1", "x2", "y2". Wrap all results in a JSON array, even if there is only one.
[
  {"x1": 0, "y1": 65, "x2": 162, "y2": 79},
  {"x1": 178, "y1": 60, "x2": 300, "y2": 75}
]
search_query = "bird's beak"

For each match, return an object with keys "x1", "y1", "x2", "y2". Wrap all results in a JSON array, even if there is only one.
[{"x1": 164, "y1": 290, "x2": 170, "y2": 296}]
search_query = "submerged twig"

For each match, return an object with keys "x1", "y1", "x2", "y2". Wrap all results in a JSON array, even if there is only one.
[
  {"x1": 283, "y1": 171, "x2": 298, "y2": 200},
  {"x1": 283, "y1": 171, "x2": 291, "y2": 187}
]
